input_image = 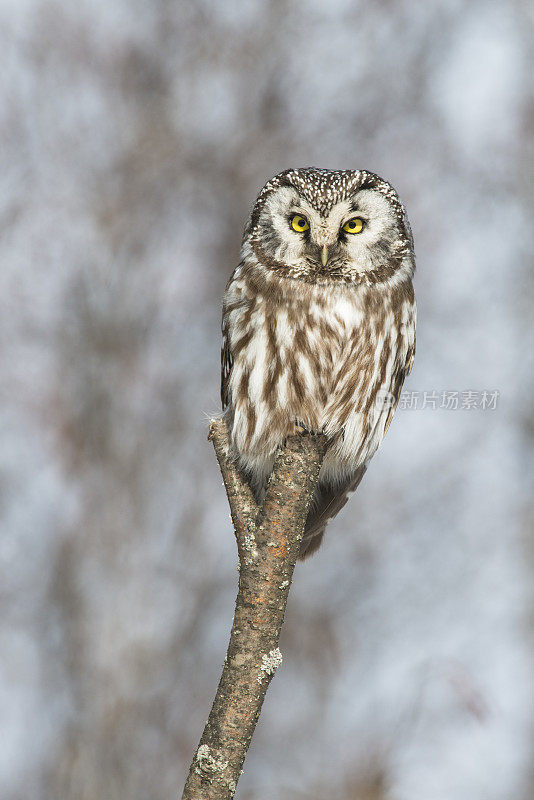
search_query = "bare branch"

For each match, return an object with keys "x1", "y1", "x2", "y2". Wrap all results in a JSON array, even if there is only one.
[
  {"x1": 182, "y1": 422, "x2": 327, "y2": 800},
  {"x1": 208, "y1": 419, "x2": 259, "y2": 559}
]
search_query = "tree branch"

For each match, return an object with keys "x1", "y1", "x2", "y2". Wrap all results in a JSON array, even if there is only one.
[
  {"x1": 207, "y1": 419, "x2": 259, "y2": 562},
  {"x1": 182, "y1": 418, "x2": 327, "y2": 800}
]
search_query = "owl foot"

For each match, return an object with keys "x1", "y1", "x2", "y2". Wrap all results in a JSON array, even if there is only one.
[{"x1": 292, "y1": 420, "x2": 325, "y2": 437}]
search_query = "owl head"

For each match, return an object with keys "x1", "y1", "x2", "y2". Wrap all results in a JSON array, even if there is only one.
[{"x1": 242, "y1": 168, "x2": 414, "y2": 285}]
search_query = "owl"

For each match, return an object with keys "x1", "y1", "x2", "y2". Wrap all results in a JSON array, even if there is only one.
[{"x1": 221, "y1": 168, "x2": 416, "y2": 558}]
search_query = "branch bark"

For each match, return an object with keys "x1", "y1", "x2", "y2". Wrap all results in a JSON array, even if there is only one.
[{"x1": 181, "y1": 418, "x2": 327, "y2": 800}]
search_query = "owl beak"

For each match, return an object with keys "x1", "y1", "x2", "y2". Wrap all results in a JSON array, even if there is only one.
[{"x1": 321, "y1": 244, "x2": 328, "y2": 267}]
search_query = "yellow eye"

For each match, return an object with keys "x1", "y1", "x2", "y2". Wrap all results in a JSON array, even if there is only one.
[
  {"x1": 290, "y1": 214, "x2": 309, "y2": 232},
  {"x1": 343, "y1": 217, "x2": 364, "y2": 234}
]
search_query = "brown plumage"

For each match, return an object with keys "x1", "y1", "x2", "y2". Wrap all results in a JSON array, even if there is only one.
[{"x1": 221, "y1": 168, "x2": 416, "y2": 558}]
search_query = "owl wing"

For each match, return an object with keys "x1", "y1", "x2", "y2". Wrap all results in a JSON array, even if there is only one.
[
  {"x1": 221, "y1": 269, "x2": 249, "y2": 410},
  {"x1": 383, "y1": 332, "x2": 416, "y2": 434},
  {"x1": 221, "y1": 321, "x2": 232, "y2": 409}
]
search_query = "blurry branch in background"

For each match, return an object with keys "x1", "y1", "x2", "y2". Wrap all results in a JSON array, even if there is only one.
[{"x1": 181, "y1": 418, "x2": 327, "y2": 800}]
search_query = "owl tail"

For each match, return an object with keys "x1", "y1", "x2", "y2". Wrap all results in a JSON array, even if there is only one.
[
  {"x1": 298, "y1": 528, "x2": 326, "y2": 559},
  {"x1": 299, "y1": 465, "x2": 367, "y2": 560}
]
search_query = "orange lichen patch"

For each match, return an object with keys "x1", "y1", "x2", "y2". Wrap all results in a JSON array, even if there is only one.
[
  {"x1": 245, "y1": 590, "x2": 268, "y2": 605},
  {"x1": 268, "y1": 543, "x2": 289, "y2": 559},
  {"x1": 268, "y1": 527, "x2": 290, "y2": 557}
]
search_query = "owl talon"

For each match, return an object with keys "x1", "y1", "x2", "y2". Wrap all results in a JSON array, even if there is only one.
[{"x1": 292, "y1": 421, "x2": 326, "y2": 437}]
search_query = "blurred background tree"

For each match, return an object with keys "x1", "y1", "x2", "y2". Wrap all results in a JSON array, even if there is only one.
[{"x1": 0, "y1": 1, "x2": 533, "y2": 798}]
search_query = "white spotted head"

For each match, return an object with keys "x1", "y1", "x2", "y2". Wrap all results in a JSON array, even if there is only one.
[{"x1": 243, "y1": 167, "x2": 415, "y2": 285}]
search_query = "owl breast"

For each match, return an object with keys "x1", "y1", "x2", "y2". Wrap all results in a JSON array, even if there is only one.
[{"x1": 222, "y1": 264, "x2": 415, "y2": 487}]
